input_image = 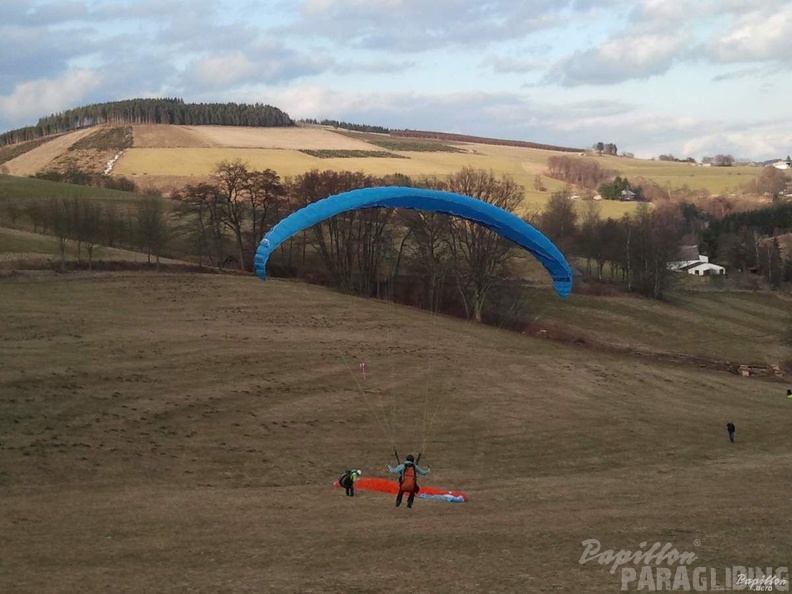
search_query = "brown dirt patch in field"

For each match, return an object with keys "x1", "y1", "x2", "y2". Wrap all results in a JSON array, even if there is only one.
[
  {"x1": 3, "y1": 128, "x2": 97, "y2": 176},
  {"x1": 126, "y1": 174, "x2": 212, "y2": 195},
  {"x1": 132, "y1": 125, "x2": 214, "y2": 148},
  {"x1": 186, "y1": 125, "x2": 378, "y2": 150},
  {"x1": 47, "y1": 148, "x2": 118, "y2": 176}
]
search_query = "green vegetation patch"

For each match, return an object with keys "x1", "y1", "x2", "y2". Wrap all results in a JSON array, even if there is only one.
[
  {"x1": 69, "y1": 126, "x2": 133, "y2": 152},
  {"x1": 0, "y1": 174, "x2": 145, "y2": 205},
  {"x1": 365, "y1": 139, "x2": 467, "y2": 153},
  {"x1": 299, "y1": 149, "x2": 409, "y2": 159},
  {"x1": 336, "y1": 130, "x2": 468, "y2": 153}
]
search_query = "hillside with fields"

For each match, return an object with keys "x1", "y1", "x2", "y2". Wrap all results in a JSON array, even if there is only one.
[
  {"x1": 1, "y1": 107, "x2": 791, "y2": 592},
  {"x1": 0, "y1": 121, "x2": 774, "y2": 217}
]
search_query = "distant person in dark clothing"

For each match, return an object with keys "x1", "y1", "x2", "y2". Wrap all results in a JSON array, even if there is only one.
[
  {"x1": 338, "y1": 469, "x2": 362, "y2": 496},
  {"x1": 726, "y1": 422, "x2": 736, "y2": 443}
]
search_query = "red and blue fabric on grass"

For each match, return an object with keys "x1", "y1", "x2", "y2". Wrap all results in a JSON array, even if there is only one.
[{"x1": 334, "y1": 476, "x2": 468, "y2": 503}]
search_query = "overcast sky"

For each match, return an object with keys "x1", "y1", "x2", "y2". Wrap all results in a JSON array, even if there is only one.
[{"x1": 2, "y1": 0, "x2": 791, "y2": 160}]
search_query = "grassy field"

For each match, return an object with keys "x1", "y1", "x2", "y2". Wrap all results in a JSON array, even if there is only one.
[
  {"x1": 0, "y1": 175, "x2": 148, "y2": 206},
  {"x1": 0, "y1": 226, "x2": 188, "y2": 269},
  {"x1": 112, "y1": 146, "x2": 636, "y2": 217},
  {"x1": 516, "y1": 284, "x2": 791, "y2": 366},
  {"x1": 1, "y1": 271, "x2": 790, "y2": 593},
  {"x1": 597, "y1": 155, "x2": 758, "y2": 194}
]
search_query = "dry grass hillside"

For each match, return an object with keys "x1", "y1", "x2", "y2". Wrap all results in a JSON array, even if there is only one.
[
  {"x1": 1, "y1": 128, "x2": 97, "y2": 177},
  {"x1": 1, "y1": 271, "x2": 790, "y2": 593},
  {"x1": 1, "y1": 124, "x2": 769, "y2": 216}
]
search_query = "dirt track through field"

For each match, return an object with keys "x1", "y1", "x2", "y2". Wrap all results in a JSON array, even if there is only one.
[{"x1": 0, "y1": 272, "x2": 790, "y2": 593}]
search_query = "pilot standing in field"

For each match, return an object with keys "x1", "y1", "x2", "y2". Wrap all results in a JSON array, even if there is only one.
[{"x1": 388, "y1": 454, "x2": 430, "y2": 508}]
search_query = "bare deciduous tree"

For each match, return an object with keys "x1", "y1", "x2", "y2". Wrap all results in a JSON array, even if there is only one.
[
  {"x1": 432, "y1": 167, "x2": 524, "y2": 322},
  {"x1": 136, "y1": 198, "x2": 169, "y2": 270},
  {"x1": 539, "y1": 190, "x2": 578, "y2": 256},
  {"x1": 214, "y1": 160, "x2": 251, "y2": 270}
]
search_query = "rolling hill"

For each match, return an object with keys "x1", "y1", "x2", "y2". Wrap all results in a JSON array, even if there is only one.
[
  {"x1": 1, "y1": 103, "x2": 790, "y2": 592},
  {"x1": 0, "y1": 123, "x2": 767, "y2": 216},
  {"x1": 1, "y1": 271, "x2": 789, "y2": 592}
]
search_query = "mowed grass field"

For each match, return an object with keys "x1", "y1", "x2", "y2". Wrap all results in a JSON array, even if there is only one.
[{"x1": 1, "y1": 271, "x2": 790, "y2": 593}]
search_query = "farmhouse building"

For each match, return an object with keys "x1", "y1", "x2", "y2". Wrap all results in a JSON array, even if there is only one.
[{"x1": 668, "y1": 245, "x2": 726, "y2": 276}]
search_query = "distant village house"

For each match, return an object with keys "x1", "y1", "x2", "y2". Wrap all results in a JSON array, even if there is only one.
[{"x1": 668, "y1": 245, "x2": 726, "y2": 276}]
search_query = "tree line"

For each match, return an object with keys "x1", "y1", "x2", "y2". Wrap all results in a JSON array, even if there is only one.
[
  {"x1": 541, "y1": 191, "x2": 792, "y2": 295},
  {"x1": 592, "y1": 142, "x2": 618, "y2": 156},
  {"x1": 0, "y1": 196, "x2": 168, "y2": 270},
  {"x1": 699, "y1": 202, "x2": 792, "y2": 288},
  {"x1": 538, "y1": 193, "x2": 687, "y2": 298},
  {"x1": 0, "y1": 98, "x2": 294, "y2": 146},
  {"x1": 3, "y1": 163, "x2": 790, "y2": 324},
  {"x1": 299, "y1": 119, "x2": 391, "y2": 134},
  {"x1": 392, "y1": 130, "x2": 585, "y2": 153},
  {"x1": 170, "y1": 164, "x2": 527, "y2": 322}
]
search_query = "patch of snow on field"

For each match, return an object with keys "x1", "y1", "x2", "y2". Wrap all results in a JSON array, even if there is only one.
[{"x1": 104, "y1": 150, "x2": 124, "y2": 175}]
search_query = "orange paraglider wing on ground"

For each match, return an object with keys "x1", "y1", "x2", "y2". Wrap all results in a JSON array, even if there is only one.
[{"x1": 334, "y1": 477, "x2": 467, "y2": 503}]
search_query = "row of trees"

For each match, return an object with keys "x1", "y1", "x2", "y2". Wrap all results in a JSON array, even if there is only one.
[
  {"x1": 538, "y1": 194, "x2": 687, "y2": 298},
  {"x1": 0, "y1": 164, "x2": 529, "y2": 321},
  {"x1": 0, "y1": 99, "x2": 294, "y2": 146},
  {"x1": 34, "y1": 168, "x2": 141, "y2": 193},
  {"x1": 543, "y1": 157, "x2": 652, "y2": 202},
  {"x1": 699, "y1": 201, "x2": 792, "y2": 288},
  {"x1": 657, "y1": 154, "x2": 746, "y2": 165},
  {"x1": 592, "y1": 142, "x2": 618, "y2": 156},
  {"x1": 657, "y1": 154, "x2": 696, "y2": 163},
  {"x1": 299, "y1": 119, "x2": 391, "y2": 134},
  {"x1": 540, "y1": 191, "x2": 792, "y2": 296},
  {"x1": 702, "y1": 154, "x2": 735, "y2": 167},
  {"x1": 1, "y1": 196, "x2": 168, "y2": 269},
  {"x1": 170, "y1": 164, "x2": 525, "y2": 321},
  {"x1": 742, "y1": 166, "x2": 789, "y2": 198},
  {"x1": 3, "y1": 163, "x2": 789, "y2": 323},
  {"x1": 545, "y1": 155, "x2": 614, "y2": 188}
]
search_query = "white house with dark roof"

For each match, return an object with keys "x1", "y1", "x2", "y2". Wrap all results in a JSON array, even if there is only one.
[{"x1": 668, "y1": 245, "x2": 726, "y2": 276}]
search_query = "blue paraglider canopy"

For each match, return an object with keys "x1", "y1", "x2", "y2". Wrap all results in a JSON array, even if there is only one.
[{"x1": 254, "y1": 186, "x2": 573, "y2": 298}]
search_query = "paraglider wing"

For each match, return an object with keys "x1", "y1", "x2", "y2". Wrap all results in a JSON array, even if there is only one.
[
  {"x1": 255, "y1": 186, "x2": 573, "y2": 297},
  {"x1": 333, "y1": 476, "x2": 468, "y2": 503}
]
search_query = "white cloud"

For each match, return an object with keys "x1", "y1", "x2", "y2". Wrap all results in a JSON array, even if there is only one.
[
  {"x1": 290, "y1": 0, "x2": 566, "y2": 52},
  {"x1": 681, "y1": 128, "x2": 792, "y2": 161},
  {"x1": 1, "y1": 1, "x2": 791, "y2": 160},
  {"x1": 709, "y1": 4, "x2": 792, "y2": 63},
  {"x1": 630, "y1": 0, "x2": 708, "y2": 26},
  {"x1": 0, "y1": 69, "x2": 101, "y2": 124},
  {"x1": 481, "y1": 55, "x2": 547, "y2": 74},
  {"x1": 550, "y1": 32, "x2": 688, "y2": 85},
  {"x1": 186, "y1": 53, "x2": 257, "y2": 88}
]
